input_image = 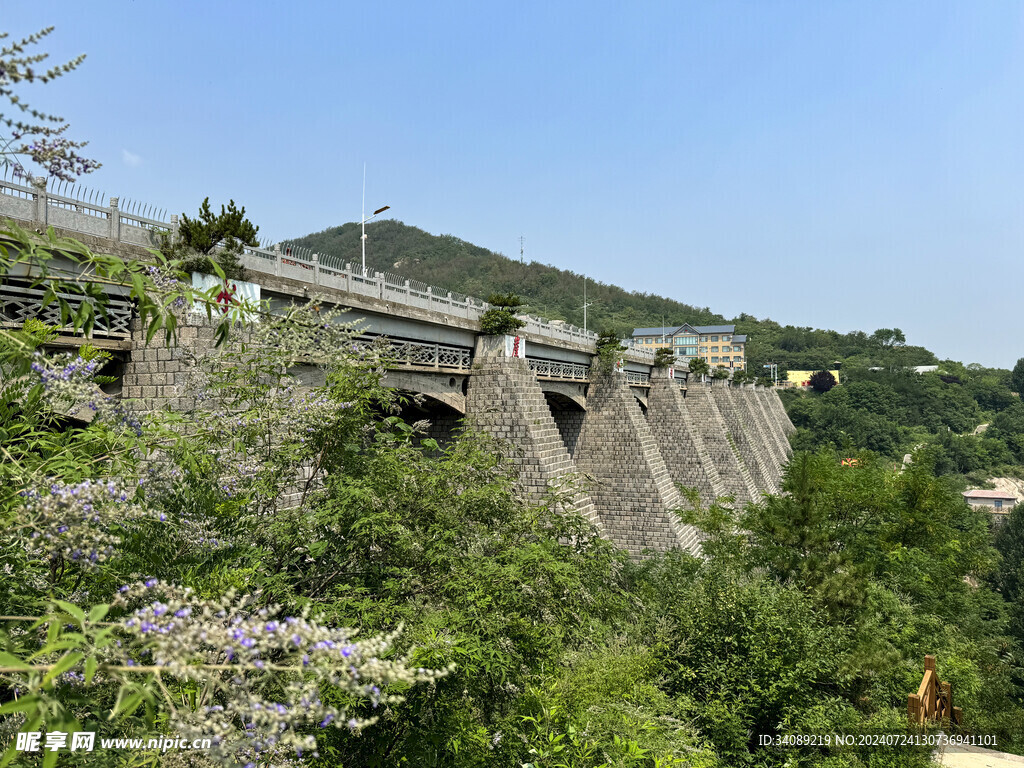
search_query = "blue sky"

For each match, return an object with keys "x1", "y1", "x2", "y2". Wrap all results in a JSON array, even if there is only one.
[{"x1": 5, "y1": 2, "x2": 1023, "y2": 367}]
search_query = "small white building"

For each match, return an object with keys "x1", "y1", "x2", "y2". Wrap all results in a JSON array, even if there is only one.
[{"x1": 962, "y1": 489, "x2": 1018, "y2": 514}]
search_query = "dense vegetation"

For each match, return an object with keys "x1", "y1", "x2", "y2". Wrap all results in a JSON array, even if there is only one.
[
  {"x1": 781, "y1": 361, "x2": 1024, "y2": 485},
  {"x1": 3, "y1": 222, "x2": 1024, "y2": 767}
]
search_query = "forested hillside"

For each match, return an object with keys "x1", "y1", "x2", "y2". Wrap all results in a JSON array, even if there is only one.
[
  {"x1": 289, "y1": 221, "x2": 938, "y2": 375},
  {"x1": 289, "y1": 220, "x2": 723, "y2": 334}
]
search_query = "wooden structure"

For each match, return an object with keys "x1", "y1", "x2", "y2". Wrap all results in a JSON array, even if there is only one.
[{"x1": 908, "y1": 655, "x2": 962, "y2": 726}]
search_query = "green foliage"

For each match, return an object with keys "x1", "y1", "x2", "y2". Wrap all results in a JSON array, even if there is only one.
[
  {"x1": 675, "y1": 450, "x2": 1024, "y2": 761},
  {"x1": 5, "y1": 223, "x2": 1024, "y2": 766},
  {"x1": 809, "y1": 369, "x2": 837, "y2": 393},
  {"x1": 992, "y1": 503, "x2": 1024, "y2": 647},
  {"x1": 163, "y1": 197, "x2": 259, "y2": 280},
  {"x1": 652, "y1": 347, "x2": 674, "y2": 368},
  {"x1": 711, "y1": 365, "x2": 730, "y2": 380},
  {"x1": 688, "y1": 357, "x2": 709, "y2": 379},
  {"x1": 479, "y1": 292, "x2": 526, "y2": 335},
  {"x1": 1012, "y1": 358, "x2": 1024, "y2": 396}
]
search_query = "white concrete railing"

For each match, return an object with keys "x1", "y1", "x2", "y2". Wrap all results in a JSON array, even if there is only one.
[
  {"x1": 0, "y1": 177, "x2": 617, "y2": 352},
  {"x1": 527, "y1": 358, "x2": 589, "y2": 381},
  {"x1": 624, "y1": 370, "x2": 651, "y2": 386}
]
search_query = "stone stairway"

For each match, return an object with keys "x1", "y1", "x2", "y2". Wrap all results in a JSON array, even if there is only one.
[
  {"x1": 754, "y1": 388, "x2": 792, "y2": 464},
  {"x1": 712, "y1": 385, "x2": 774, "y2": 494},
  {"x1": 733, "y1": 386, "x2": 784, "y2": 493},
  {"x1": 683, "y1": 383, "x2": 757, "y2": 505}
]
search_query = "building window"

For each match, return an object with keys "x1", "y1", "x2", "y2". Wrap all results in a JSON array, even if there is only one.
[
  {"x1": 711, "y1": 336, "x2": 719, "y2": 342},
  {"x1": 710, "y1": 346, "x2": 718, "y2": 352},
  {"x1": 700, "y1": 346, "x2": 707, "y2": 353},
  {"x1": 734, "y1": 356, "x2": 743, "y2": 362},
  {"x1": 700, "y1": 336, "x2": 708, "y2": 342},
  {"x1": 995, "y1": 500, "x2": 1003, "y2": 510},
  {"x1": 722, "y1": 335, "x2": 731, "y2": 342},
  {"x1": 711, "y1": 357, "x2": 719, "y2": 363}
]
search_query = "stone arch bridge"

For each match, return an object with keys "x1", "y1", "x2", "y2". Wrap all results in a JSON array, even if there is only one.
[{"x1": 0, "y1": 177, "x2": 795, "y2": 558}]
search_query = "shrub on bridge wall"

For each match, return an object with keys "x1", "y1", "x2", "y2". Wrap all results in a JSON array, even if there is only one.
[
  {"x1": 479, "y1": 291, "x2": 526, "y2": 335},
  {"x1": 653, "y1": 347, "x2": 675, "y2": 368}
]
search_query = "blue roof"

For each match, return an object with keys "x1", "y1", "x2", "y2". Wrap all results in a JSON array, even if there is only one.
[
  {"x1": 633, "y1": 323, "x2": 739, "y2": 336},
  {"x1": 693, "y1": 324, "x2": 736, "y2": 334},
  {"x1": 632, "y1": 326, "x2": 682, "y2": 337}
]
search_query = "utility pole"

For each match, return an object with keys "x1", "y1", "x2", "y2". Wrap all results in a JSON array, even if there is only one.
[
  {"x1": 582, "y1": 277, "x2": 593, "y2": 333},
  {"x1": 519, "y1": 235, "x2": 525, "y2": 263}
]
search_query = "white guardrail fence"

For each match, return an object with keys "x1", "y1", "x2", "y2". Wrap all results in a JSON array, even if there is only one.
[{"x1": 0, "y1": 175, "x2": 660, "y2": 362}]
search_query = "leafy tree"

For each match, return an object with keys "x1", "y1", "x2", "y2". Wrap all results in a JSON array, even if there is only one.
[
  {"x1": 993, "y1": 503, "x2": 1024, "y2": 646},
  {"x1": 165, "y1": 198, "x2": 259, "y2": 280},
  {"x1": 0, "y1": 26, "x2": 100, "y2": 180},
  {"x1": 808, "y1": 369, "x2": 837, "y2": 393},
  {"x1": 652, "y1": 347, "x2": 674, "y2": 368},
  {"x1": 1012, "y1": 357, "x2": 1024, "y2": 396},
  {"x1": 479, "y1": 291, "x2": 525, "y2": 335},
  {"x1": 967, "y1": 378, "x2": 1016, "y2": 413},
  {"x1": 689, "y1": 357, "x2": 710, "y2": 379},
  {"x1": 711, "y1": 365, "x2": 730, "y2": 379}
]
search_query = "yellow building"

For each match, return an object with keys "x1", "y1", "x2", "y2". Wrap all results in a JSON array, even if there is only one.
[
  {"x1": 786, "y1": 370, "x2": 841, "y2": 387},
  {"x1": 630, "y1": 324, "x2": 747, "y2": 370}
]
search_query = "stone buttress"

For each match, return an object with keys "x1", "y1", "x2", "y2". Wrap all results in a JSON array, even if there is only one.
[
  {"x1": 765, "y1": 387, "x2": 797, "y2": 438},
  {"x1": 711, "y1": 384, "x2": 776, "y2": 494},
  {"x1": 682, "y1": 381, "x2": 758, "y2": 504},
  {"x1": 753, "y1": 386, "x2": 792, "y2": 464},
  {"x1": 574, "y1": 366, "x2": 702, "y2": 557},
  {"x1": 646, "y1": 369, "x2": 728, "y2": 506},
  {"x1": 464, "y1": 344, "x2": 600, "y2": 530}
]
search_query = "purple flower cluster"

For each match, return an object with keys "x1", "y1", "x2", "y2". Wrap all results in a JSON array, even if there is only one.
[
  {"x1": 144, "y1": 265, "x2": 188, "y2": 312},
  {"x1": 29, "y1": 352, "x2": 144, "y2": 436},
  {"x1": 111, "y1": 580, "x2": 450, "y2": 764},
  {"x1": 18, "y1": 479, "x2": 161, "y2": 568}
]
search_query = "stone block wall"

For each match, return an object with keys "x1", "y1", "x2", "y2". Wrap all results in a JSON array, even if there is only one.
[
  {"x1": 753, "y1": 387, "x2": 792, "y2": 464},
  {"x1": 544, "y1": 393, "x2": 586, "y2": 458},
  {"x1": 766, "y1": 388, "x2": 797, "y2": 437},
  {"x1": 647, "y1": 371, "x2": 727, "y2": 506},
  {"x1": 712, "y1": 385, "x2": 775, "y2": 493},
  {"x1": 464, "y1": 352, "x2": 600, "y2": 530},
  {"x1": 574, "y1": 368, "x2": 702, "y2": 557},
  {"x1": 682, "y1": 383, "x2": 758, "y2": 505},
  {"x1": 121, "y1": 315, "x2": 227, "y2": 411},
  {"x1": 731, "y1": 386, "x2": 783, "y2": 492}
]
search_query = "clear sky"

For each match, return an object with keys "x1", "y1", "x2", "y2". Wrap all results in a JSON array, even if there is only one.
[{"x1": 5, "y1": 2, "x2": 1023, "y2": 368}]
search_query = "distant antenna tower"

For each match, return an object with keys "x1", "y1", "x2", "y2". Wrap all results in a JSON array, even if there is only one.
[{"x1": 519, "y1": 235, "x2": 525, "y2": 263}]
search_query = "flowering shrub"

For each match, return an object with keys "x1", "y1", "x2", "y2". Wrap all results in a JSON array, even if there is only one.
[
  {"x1": 0, "y1": 583, "x2": 448, "y2": 767},
  {"x1": 16, "y1": 479, "x2": 157, "y2": 570}
]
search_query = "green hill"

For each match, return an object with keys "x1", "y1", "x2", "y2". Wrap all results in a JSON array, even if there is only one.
[
  {"x1": 288, "y1": 219, "x2": 723, "y2": 334},
  {"x1": 288, "y1": 219, "x2": 936, "y2": 374}
]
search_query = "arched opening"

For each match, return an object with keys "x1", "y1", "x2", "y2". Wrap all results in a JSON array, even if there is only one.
[
  {"x1": 394, "y1": 393, "x2": 463, "y2": 453},
  {"x1": 543, "y1": 391, "x2": 586, "y2": 459}
]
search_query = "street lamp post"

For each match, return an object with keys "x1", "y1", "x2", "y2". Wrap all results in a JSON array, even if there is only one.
[{"x1": 360, "y1": 163, "x2": 390, "y2": 273}]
